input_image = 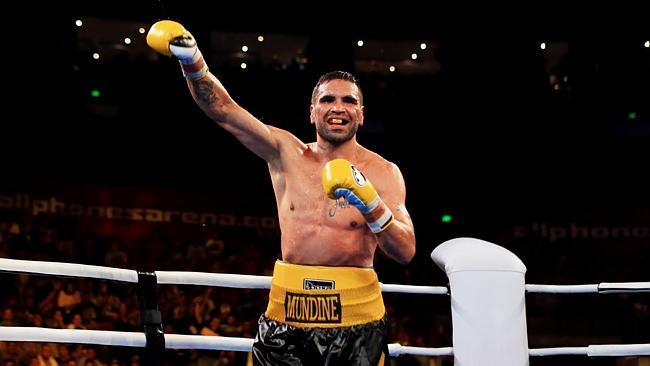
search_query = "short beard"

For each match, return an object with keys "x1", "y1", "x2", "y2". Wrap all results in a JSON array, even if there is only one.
[{"x1": 316, "y1": 122, "x2": 359, "y2": 145}]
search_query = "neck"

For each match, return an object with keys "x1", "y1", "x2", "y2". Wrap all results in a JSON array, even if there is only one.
[{"x1": 315, "y1": 136, "x2": 360, "y2": 161}]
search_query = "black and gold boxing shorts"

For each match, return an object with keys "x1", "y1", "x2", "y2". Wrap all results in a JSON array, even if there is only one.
[{"x1": 253, "y1": 261, "x2": 388, "y2": 365}]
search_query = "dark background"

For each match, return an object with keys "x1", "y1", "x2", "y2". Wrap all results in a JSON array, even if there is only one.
[{"x1": 7, "y1": 3, "x2": 649, "y2": 206}]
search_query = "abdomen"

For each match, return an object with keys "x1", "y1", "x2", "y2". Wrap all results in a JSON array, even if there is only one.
[{"x1": 280, "y1": 220, "x2": 375, "y2": 267}]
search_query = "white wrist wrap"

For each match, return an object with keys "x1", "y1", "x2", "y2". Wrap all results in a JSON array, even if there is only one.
[
  {"x1": 367, "y1": 208, "x2": 394, "y2": 234},
  {"x1": 170, "y1": 45, "x2": 208, "y2": 80}
]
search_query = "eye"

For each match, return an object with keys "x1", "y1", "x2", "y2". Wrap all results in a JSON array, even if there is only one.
[{"x1": 343, "y1": 96, "x2": 358, "y2": 104}]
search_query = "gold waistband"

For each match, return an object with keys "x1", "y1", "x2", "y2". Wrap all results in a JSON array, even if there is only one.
[{"x1": 264, "y1": 261, "x2": 385, "y2": 328}]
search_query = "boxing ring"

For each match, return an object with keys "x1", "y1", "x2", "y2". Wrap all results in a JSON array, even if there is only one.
[{"x1": 1, "y1": 237, "x2": 648, "y2": 365}]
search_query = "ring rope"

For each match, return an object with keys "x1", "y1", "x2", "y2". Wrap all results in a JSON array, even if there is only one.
[
  {"x1": 1, "y1": 327, "x2": 648, "y2": 357},
  {"x1": 2, "y1": 258, "x2": 647, "y2": 295},
  {"x1": 529, "y1": 344, "x2": 650, "y2": 357},
  {"x1": 1, "y1": 256, "x2": 648, "y2": 358},
  {"x1": 0, "y1": 326, "x2": 445, "y2": 356},
  {"x1": 0, "y1": 257, "x2": 138, "y2": 283},
  {"x1": 1, "y1": 258, "x2": 449, "y2": 295},
  {"x1": 387, "y1": 344, "x2": 453, "y2": 357},
  {"x1": 156, "y1": 270, "x2": 270, "y2": 289},
  {"x1": 526, "y1": 284, "x2": 598, "y2": 293},
  {"x1": 525, "y1": 283, "x2": 650, "y2": 294}
]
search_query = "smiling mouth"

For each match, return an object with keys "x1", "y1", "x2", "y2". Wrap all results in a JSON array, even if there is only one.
[{"x1": 327, "y1": 117, "x2": 350, "y2": 125}]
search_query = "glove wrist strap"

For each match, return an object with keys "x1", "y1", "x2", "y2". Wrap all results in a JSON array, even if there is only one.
[
  {"x1": 367, "y1": 209, "x2": 393, "y2": 234},
  {"x1": 172, "y1": 46, "x2": 209, "y2": 80},
  {"x1": 364, "y1": 195, "x2": 381, "y2": 213},
  {"x1": 364, "y1": 201, "x2": 394, "y2": 234},
  {"x1": 180, "y1": 58, "x2": 208, "y2": 80}
]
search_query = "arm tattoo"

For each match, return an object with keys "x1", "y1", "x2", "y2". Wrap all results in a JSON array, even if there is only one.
[{"x1": 192, "y1": 79, "x2": 218, "y2": 105}]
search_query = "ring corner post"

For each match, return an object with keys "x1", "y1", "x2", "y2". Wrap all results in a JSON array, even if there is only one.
[{"x1": 431, "y1": 237, "x2": 529, "y2": 366}]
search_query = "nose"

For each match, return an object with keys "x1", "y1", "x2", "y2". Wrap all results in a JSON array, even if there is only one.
[{"x1": 331, "y1": 101, "x2": 345, "y2": 113}]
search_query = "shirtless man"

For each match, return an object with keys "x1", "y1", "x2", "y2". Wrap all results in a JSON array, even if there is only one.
[{"x1": 147, "y1": 20, "x2": 416, "y2": 366}]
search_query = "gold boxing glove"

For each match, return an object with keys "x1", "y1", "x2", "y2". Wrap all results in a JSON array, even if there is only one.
[
  {"x1": 146, "y1": 20, "x2": 208, "y2": 80},
  {"x1": 322, "y1": 159, "x2": 393, "y2": 233}
]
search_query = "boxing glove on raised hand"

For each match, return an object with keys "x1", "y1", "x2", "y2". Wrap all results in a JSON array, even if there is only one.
[
  {"x1": 146, "y1": 20, "x2": 208, "y2": 80},
  {"x1": 322, "y1": 159, "x2": 393, "y2": 233}
]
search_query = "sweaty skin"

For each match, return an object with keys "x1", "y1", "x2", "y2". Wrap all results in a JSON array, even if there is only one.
[{"x1": 188, "y1": 76, "x2": 415, "y2": 268}]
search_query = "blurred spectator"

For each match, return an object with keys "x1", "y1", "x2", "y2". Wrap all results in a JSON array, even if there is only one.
[
  {"x1": 77, "y1": 348, "x2": 101, "y2": 366},
  {"x1": 57, "y1": 282, "x2": 82, "y2": 311},
  {"x1": 199, "y1": 317, "x2": 221, "y2": 337},
  {"x1": 36, "y1": 344, "x2": 58, "y2": 366},
  {"x1": 1, "y1": 308, "x2": 15, "y2": 326},
  {"x1": 104, "y1": 243, "x2": 128, "y2": 268},
  {"x1": 0, "y1": 342, "x2": 22, "y2": 363},
  {"x1": 46, "y1": 310, "x2": 66, "y2": 329},
  {"x1": 55, "y1": 345, "x2": 72, "y2": 365},
  {"x1": 66, "y1": 314, "x2": 86, "y2": 330}
]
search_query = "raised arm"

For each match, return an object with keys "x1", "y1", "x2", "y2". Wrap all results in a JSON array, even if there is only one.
[{"x1": 146, "y1": 20, "x2": 281, "y2": 163}]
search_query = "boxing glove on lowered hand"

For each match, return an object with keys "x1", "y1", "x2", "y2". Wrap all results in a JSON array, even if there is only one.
[
  {"x1": 322, "y1": 159, "x2": 393, "y2": 233},
  {"x1": 146, "y1": 20, "x2": 208, "y2": 80}
]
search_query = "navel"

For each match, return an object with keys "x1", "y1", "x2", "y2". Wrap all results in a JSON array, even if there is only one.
[
  {"x1": 350, "y1": 221, "x2": 358, "y2": 228},
  {"x1": 290, "y1": 202, "x2": 295, "y2": 211}
]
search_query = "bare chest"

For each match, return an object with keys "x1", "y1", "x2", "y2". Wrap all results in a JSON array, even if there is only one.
[{"x1": 275, "y1": 159, "x2": 367, "y2": 229}]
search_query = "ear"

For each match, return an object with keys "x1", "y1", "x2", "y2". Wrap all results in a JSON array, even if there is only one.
[
  {"x1": 309, "y1": 104, "x2": 315, "y2": 124},
  {"x1": 358, "y1": 105, "x2": 365, "y2": 126}
]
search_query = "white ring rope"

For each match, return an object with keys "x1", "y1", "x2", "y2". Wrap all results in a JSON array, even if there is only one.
[
  {"x1": 156, "y1": 271, "x2": 271, "y2": 289},
  {"x1": 598, "y1": 282, "x2": 650, "y2": 293},
  {"x1": 156, "y1": 271, "x2": 450, "y2": 294},
  {"x1": 380, "y1": 283, "x2": 448, "y2": 295},
  {"x1": 528, "y1": 347, "x2": 586, "y2": 356},
  {"x1": 1, "y1": 257, "x2": 648, "y2": 358},
  {"x1": 2, "y1": 258, "x2": 648, "y2": 295},
  {"x1": 529, "y1": 344, "x2": 650, "y2": 357},
  {"x1": 388, "y1": 344, "x2": 453, "y2": 357},
  {"x1": 0, "y1": 327, "x2": 445, "y2": 356},
  {"x1": 1, "y1": 327, "x2": 648, "y2": 357},
  {"x1": 526, "y1": 284, "x2": 598, "y2": 293},
  {"x1": 154, "y1": 271, "x2": 450, "y2": 294},
  {"x1": 0, "y1": 258, "x2": 138, "y2": 283},
  {"x1": 0, "y1": 258, "x2": 448, "y2": 295},
  {"x1": 526, "y1": 282, "x2": 650, "y2": 294},
  {"x1": 0, "y1": 327, "x2": 146, "y2": 347}
]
